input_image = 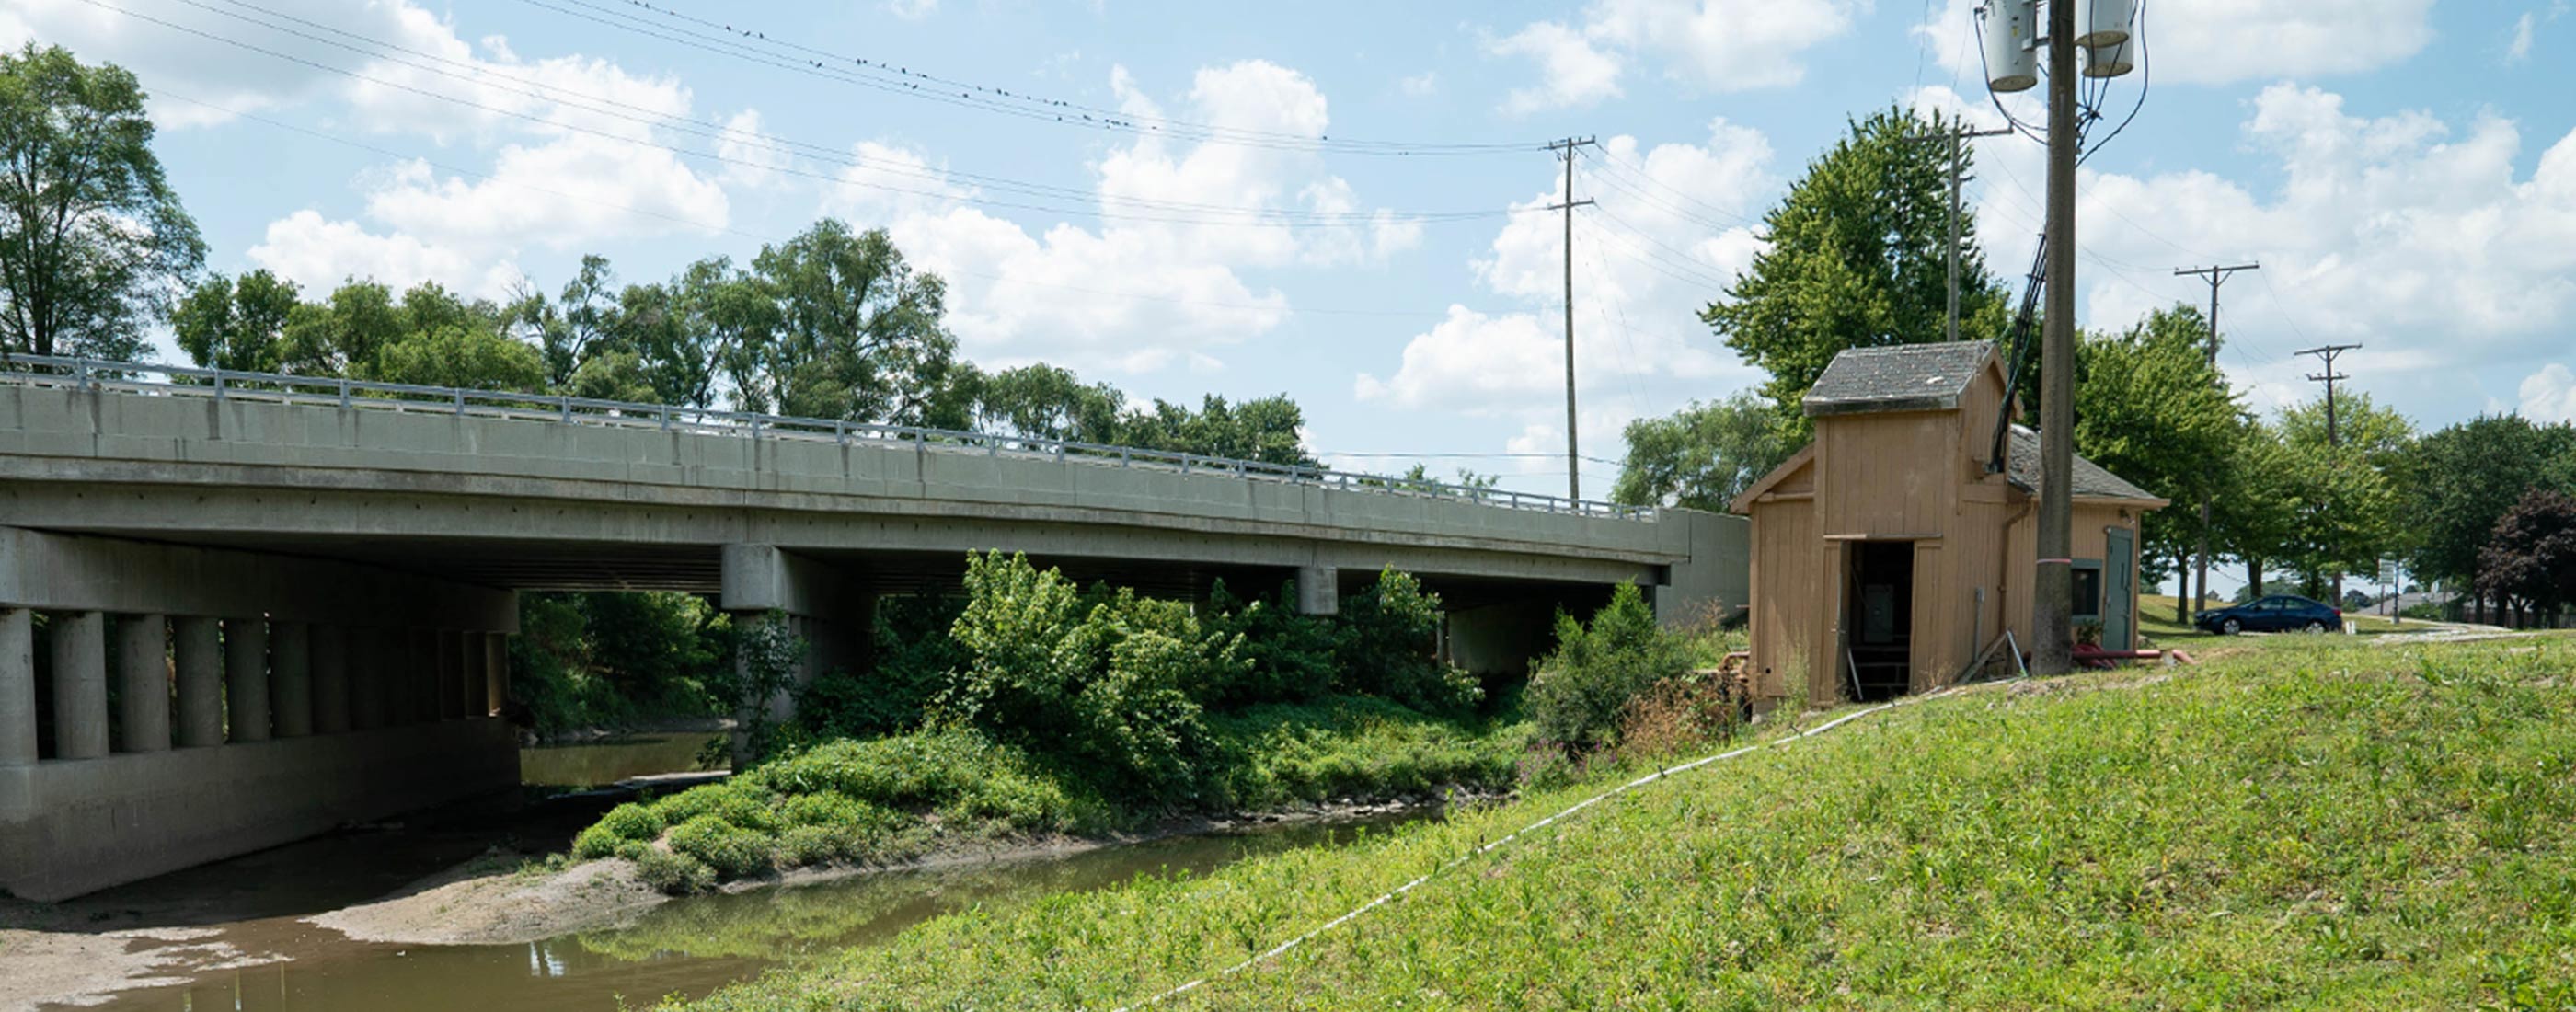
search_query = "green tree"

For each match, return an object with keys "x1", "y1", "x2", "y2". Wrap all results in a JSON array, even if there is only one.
[
  {"x1": 2476, "y1": 489, "x2": 2576, "y2": 627},
  {"x1": 1702, "y1": 107, "x2": 2009, "y2": 433},
  {"x1": 2276, "y1": 394, "x2": 2414, "y2": 596},
  {"x1": 1113, "y1": 393, "x2": 1315, "y2": 466},
  {"x1": 0, "y1": 43, "x2": 205, "y2": 359},
  {"x1": 717, "y1": 219, "x2": 961, "y2": 424},
  {"x1": 280, "y1": 279, "x2": 405, "y2": 377},
  {"x1": 2069, "y1": 305, "x2": 2248, "y2": 617},
  {"x1": 970, "y1": 362, "x2": 1126, "y2": 443},
  {"x1": 2212, "y1": 420, "x2": 2303, "y2": 601},
  {"x1": 2402, "y1": 415, "x2": 2576, "y2": 595},
  {"x1": 172, "y1": 270, "x2": 298, "y2": 373},
  {"x1": 1612, "y1": 390, "x2": 1796, "y2": 512}
]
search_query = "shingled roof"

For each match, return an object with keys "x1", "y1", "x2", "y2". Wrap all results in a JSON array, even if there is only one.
[
  {"x1": 2007, "y1": 425, "x2": 2166, "y2": 503},
  {"x1": 1802, "y1": 341, "x2": 1998, "y2": 418}
]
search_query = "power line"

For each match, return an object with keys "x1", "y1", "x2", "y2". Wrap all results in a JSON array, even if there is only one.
[
  {"x1": 184, "y1": 0, "x2": 1507, "y2": 226},
  {"x1": 1903, "y1": 121, "x2": 2013, "y2": 342},
  {"x1": 2298, "y1": 342, "x2": 2363, "y2": 446},
  {"x1": 2172, "y1": 260, "x2": 2258, "y2": 627},
  {"x1": 538, "y1": 0, "x2": 1543, "y2": 156},
  {"x1": 147, "y1": 89, "x2": 1513, "y2": 322},
  {"x1": 83, "y1": 0, "x2": 1527, "y2": 232}
]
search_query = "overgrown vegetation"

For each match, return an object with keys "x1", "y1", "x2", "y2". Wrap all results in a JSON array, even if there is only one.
[
  {"x1": 585, "y1": 553, "x2": 1536, "y2": 892},
  {"x1": 673, "y1": 635, "x2": 2576, "y2": 1010},
  {"x1": 510, "y1": 591, "x2": 728, "y2": 735}
]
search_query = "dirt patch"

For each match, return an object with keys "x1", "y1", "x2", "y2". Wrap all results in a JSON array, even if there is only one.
[{"x1": 309, "y1": 856, "x2": 664, "y2": 947}]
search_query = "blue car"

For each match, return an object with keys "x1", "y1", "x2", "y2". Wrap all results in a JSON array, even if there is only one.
[{"x1": 2194, "y1": 594, "x2": 2343, "y2": 635}]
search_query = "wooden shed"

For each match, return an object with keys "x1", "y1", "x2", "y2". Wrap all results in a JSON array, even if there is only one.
[{"x1": 1729, "y1": 341, "x2": 2167, "y2": 704}]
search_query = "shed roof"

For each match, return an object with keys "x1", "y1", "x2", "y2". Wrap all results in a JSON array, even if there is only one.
[
  {"x1": 1802, "y1": 341, "x2": 1998, "y2": 418},
  {"x1": 2006, "y1": 425, "x2": 2167, "y2": 505}
]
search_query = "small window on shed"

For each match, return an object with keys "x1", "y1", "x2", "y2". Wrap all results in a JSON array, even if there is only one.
[{"x1": 2072, "y1": 561, "x2": 2103, "y2": 620}]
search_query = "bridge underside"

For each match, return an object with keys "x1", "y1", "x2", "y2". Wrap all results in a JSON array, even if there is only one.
[{"x1": 0, "y1": 383, "x2": 1745, "y2": 900}]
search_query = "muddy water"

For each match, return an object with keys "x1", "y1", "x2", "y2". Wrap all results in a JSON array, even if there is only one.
[{"x1": 52, "y1": 800, "x2": 1427, "y2": 1011}]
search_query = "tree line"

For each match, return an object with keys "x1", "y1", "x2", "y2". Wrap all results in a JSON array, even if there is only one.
[{"x1": 1612, "y1": 106, "x2": 2576, "y2": 627}]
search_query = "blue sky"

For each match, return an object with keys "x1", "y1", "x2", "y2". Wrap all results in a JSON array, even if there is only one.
[{"x1": 8, "y1": 0, "x2": 2574, "y2": 550}]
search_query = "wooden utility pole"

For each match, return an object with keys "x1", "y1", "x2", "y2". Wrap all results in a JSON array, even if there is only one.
[
  {"x1": 2299, "y1": 341, "x2": 2362, "y2": 605},
  {"x1": 1545, "y1": 137, "x2": 1596, "y2": 501},
  {"x1": 2033, "y1": 0, "x2": 2077, "y2": 676},
  {"x1": 1907, "y1": 123, "x2": 2014, "y2": 343},
  {"x1": 2174, "y1": 261, "x2": 2257, "y2": 615}
]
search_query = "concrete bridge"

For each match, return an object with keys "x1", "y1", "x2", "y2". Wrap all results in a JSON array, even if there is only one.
[{"x1": 0, "y1": 357, "x2": 1746, "y2": 900}]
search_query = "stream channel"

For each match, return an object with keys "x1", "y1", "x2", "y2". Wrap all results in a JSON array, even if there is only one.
[{"x1": 36, "y1": 732, "x2": 1437, "y2": 1011}]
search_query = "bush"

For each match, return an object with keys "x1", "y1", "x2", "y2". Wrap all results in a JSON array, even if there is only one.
[
  {"x1": 1614, "y1": 672, "x2": 1747, "y2": 762},
  {"x1": 666, "y1": 815, "x2": 774, "y2": 880},
  {"x1": 634, "y1": 847, "x2": 715, "y2": 894},
  {"x1": 1527, "y1": 583, "x2": 1693, "y2": 752},
  {"x1": 1334, "y1": 569, "x2": 1483, "y2": 716},
  {"x1": 648, "y1": 781, "x2": 780, "y2": 834}
]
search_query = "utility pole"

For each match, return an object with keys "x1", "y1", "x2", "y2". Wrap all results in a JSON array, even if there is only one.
[
  {"x1": 2032, "y1": 0, "x2": 2077, "y2": 676},
  {"x1": 2299, "y1": 341, "x2": 2362, "y2": 606},
  {"x1": 2174, "y1": 261, "x2": 2258, "y2": 615},
  {"x1": 1546, "y1": 136, "x2": 1596, "y2": 501},
  {"x1": 1907, "y1": 123, "x2": 2014, "y2": 343}
]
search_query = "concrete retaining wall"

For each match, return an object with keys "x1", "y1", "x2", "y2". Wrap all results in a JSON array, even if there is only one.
[{"x1": 0, "y1": 718, "x2": 518, "y2": 901}]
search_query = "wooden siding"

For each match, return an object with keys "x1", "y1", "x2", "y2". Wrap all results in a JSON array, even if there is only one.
[
  {"x1": 1745, "y1": 494, "x2": 1817, "y2": 698},
  {"x1": 1815, "y1": 411, "x2": 1961, "y2": 536}
]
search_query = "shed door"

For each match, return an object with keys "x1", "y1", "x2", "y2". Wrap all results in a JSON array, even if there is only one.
[{"x1": 2104, "y1": 525, "x2": 2135, "y2": 650}]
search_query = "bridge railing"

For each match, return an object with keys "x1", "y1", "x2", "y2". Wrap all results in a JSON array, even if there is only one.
[{"x1": 0, "y1": 355, "x2": 1655, "y2": 521}]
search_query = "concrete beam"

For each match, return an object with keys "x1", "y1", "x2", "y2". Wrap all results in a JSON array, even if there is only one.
[
  {"x1": 224, "y1": 616, "x2": 270, "y2": 742},
  {"x1": 1652, "y1": 508, "x2": 1752, "y2": 628},
  {"x1": 310, "y1": 624, "x2": 350, "y2": 735},
  {"x1": 0, "y1": 526, "x2": 516, "y2": 633},
  {"x1": 720, "y1": 544, "x2": 868, "y2": 619},
  {"x1": 1, "y1": 609, "x2": 32, "y2": 766},
  {"x1": 271, "y1": 620, "x2": 311, "y2": 738},
  {"x1": 172, "y1": 616, "x2": 223, "y2": 748},
  {"x1": 115, "y1": 614, "x2": 170, "y2": 753},
  {"x1": 50, "y1": 612, "x2": 109, "y2": 760}
]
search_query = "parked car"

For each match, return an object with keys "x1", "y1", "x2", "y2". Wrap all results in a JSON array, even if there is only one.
[{"x1": 2194, "y1": 594, "x2": 2344, "y2": 635}]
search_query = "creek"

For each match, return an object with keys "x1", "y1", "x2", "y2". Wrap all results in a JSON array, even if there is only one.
[{"x1": 34, "y1": 735, "x2": 1434, "y2": 1011}]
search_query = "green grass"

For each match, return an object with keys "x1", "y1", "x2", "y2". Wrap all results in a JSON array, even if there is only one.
[
  {"x1": 580, "y1": 697, "x2": 1532, "y2": 891},
  {"x1": 671, "y1": 635, "x2": 2576, "y2": 1010}
]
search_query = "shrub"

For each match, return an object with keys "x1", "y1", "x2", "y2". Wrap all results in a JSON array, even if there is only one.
[
  {"x1": 1614, "y1": 672, "x2": 1747, "y2": 763},
  {"x1": 648, "y1": 781, "x2": 779, "y2": 834},
  {"x1": 776, "y1": 824, "x2": 863, "y2": 867},
  {"x1": 1199, "y1": 581, "x2": 1340, "y2": 707},
  {"x1": 1528, "y1": 582, "x2": 1692, "y2": 752},
  {"x1": 666, "y1": 815, "x2": 774, "y2": 880},
  {"x1": 570, "y1": 823, "x2": 625, "y2": 860},
  {"x1": 634, "y1": 847, "x2": 715, "y2": 894},
  {"x1": 596, "y1": 801, "x2": 663, "y2": 841},
  {"x1": 1334, "y1": 569, "x2": 1482, "y2": 716}
]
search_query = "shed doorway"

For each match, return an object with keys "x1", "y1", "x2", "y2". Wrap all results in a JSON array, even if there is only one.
[{"x1": 1844, "y1": 540, "x2": 1915, "y2": 702}]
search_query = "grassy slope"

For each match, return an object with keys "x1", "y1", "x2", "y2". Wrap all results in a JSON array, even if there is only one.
[{"x1": 678, "y1": 635, "x2": 2576, "y2": 1010}]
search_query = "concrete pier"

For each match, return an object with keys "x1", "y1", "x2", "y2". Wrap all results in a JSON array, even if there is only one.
[
  {"x1": 116, "y1": 613, "x2": 170, "y2": 753},
  {"x1": 310, "y1": 624, "x2": 350, "y2": 735},
  {"x1": 271, "y1": 620, "x2": 311, "y2": 739},
  {"x1": 173, "y1": 616, "x2": 223, "y2": 748},
  {"x1": 1, "y1": 609, "x2": 33, "y2": 766},
  {"x1": 49, "y1": 611, "x2": 109, "y2": 760},
  {"x1": 1296, "y1": 566, "x2": 1340, "y2": 615},
  {"x1": 224, "y1": 616, "x2": 270, "y2": 742}
]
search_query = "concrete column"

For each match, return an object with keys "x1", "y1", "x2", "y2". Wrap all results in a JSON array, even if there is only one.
[
  {"x1": 310, "y1": 624, "x2": 350, "y2": 735},
  {"x1": 115, "y1": 613, "x2": 171, "y2": 753},
  {"x1": 434, "y1": 629, "x2": 461, "y2": 720},
  {"x1": 270, "y1": 620, "x2": 311, "y2": 738},
  {"x1": 348, "y1": 627, "x2": 385, "y2": 730},
  {"x1": 1295, "y1": 566, "x2": 1340, "y2": 616},
  {"x1": 407, "y1": 627, "x2": 437, "y2": 725},
  {"x1": 172, "y1": 616, "x2": 224, "y2": 748},
  {"x1": 224, "y1": 615, "x2": 270, "y2": 742},
  {"x1": 482, "y1": 632, "x2": 509, "y2": 717},
  {"x1": 456, "y1": 630, "x2": 482, "y2": 718},
  {"x1": 1, "y1": 608, "x2": 35, "y2": 766},
  {"x1": 50, "y1": 611, "x2": 110, "y2": 760}
]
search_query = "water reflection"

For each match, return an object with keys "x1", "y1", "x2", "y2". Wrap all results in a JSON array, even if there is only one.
[
  {"x1": 75, "y1": 812, "x2": 1427, "y2": 1012},
  {"x1": 518, "y1": 734, "x2": 723, "y2": 788}
]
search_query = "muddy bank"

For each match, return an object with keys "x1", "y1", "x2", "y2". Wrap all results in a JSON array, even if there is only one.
[{"x1": 314, "y1": 794, "x2": 1483, "y2": 948}]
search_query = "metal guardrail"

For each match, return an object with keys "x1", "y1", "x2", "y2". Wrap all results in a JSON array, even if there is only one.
[{"x1": 0, "y1": 354, "x2": 1655, "y2": 521}]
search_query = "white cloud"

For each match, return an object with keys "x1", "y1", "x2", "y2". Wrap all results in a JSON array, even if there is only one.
[
  {"x1": 1489, "y1": 0, "x2": 1860, "y2": 111},
  {"x1": 2509, "y1": 2, "x2": 2571, "y2": 64},
  {"x1": 1358, "y1": 120, "x2": 1774, "y2": 457},
  {"x1": 2524, "y1": 364, "x2": 2576, "y2": 422},
  {"x1": 844, "y1": 61, "x2": 1421, "y2": 374},
  {"x1": 1921, "y1": 0, "x2": 2436, "y2": 86},
  {"x1": 359, "y1": 134, "x2": 730, "y2": 252},
  {"x1": 1398, "y1": 71, "x2": 1439, "y2": 97},
  {"x1": 0, "y1": 0, "x2": 417, "y2": 126},
  {"x1": 1488, "y1": 22, "x2": 1623, "y2": 113},
  {"x1": 247, "y1": 210, "x2": 516, "y2": 296},
  {"x1": 884, "y1": 0, "x2": 939, "y2": 20}
]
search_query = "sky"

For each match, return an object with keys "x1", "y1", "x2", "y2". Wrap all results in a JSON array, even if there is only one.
[{"x1": 6, "y1": 0, "x2": 2574, "y2": 594}]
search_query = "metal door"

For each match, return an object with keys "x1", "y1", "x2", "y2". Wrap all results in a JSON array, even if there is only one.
[{"x1": 2104, "y1": 525, "x2": 2135, "y2": 649}]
